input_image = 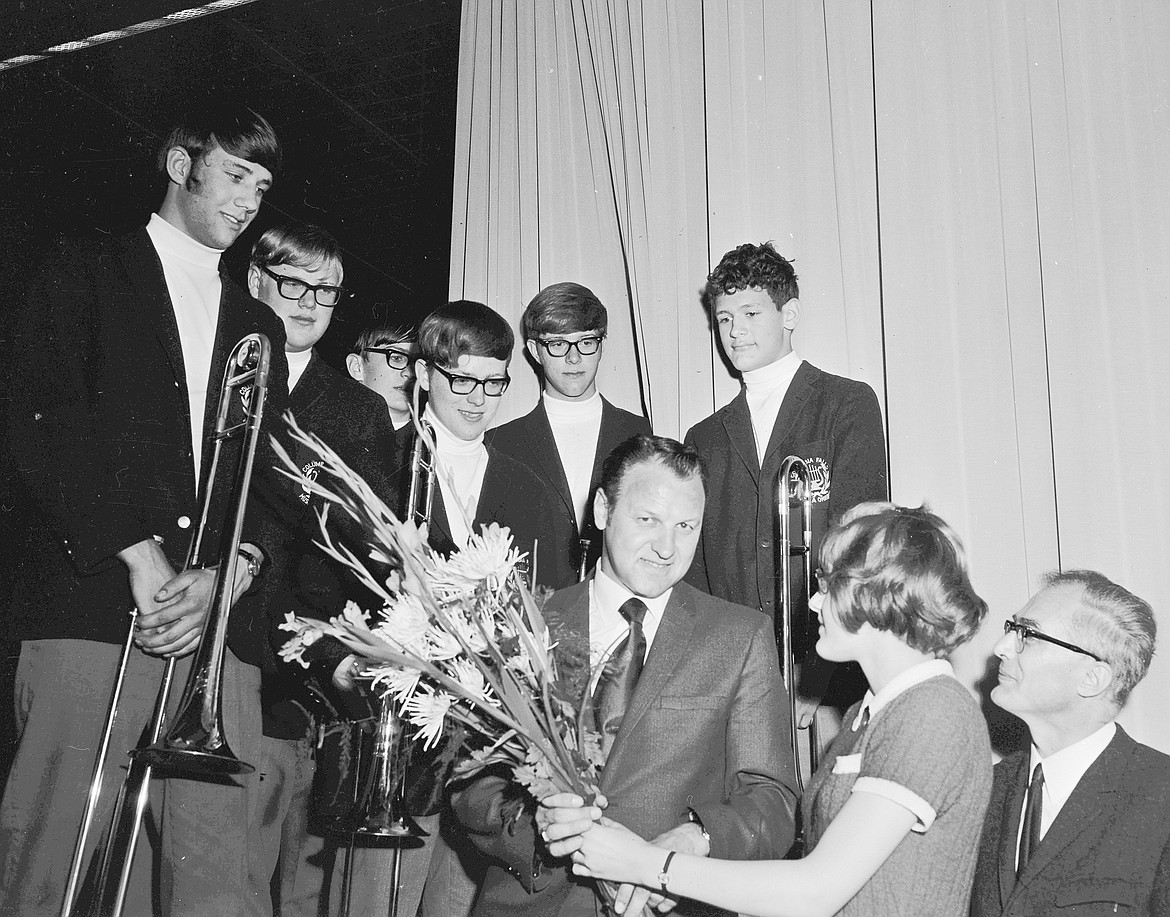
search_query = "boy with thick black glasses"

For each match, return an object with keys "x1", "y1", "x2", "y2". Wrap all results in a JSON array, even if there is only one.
[{"x1": 487, "y1": 282, "x2": 650, "y2": 578}]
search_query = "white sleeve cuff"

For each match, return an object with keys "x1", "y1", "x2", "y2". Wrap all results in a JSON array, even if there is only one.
[{"x1": 852, "y1": 776, "x2": 937, "y2": 833}]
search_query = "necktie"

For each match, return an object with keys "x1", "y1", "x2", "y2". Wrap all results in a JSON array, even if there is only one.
[
  {"x1": 1017, "y1": 762, "x2": 1045, "y2": 877},
  {"x1": 594, "y1": 598, "x2": 648, "y2": 749}
]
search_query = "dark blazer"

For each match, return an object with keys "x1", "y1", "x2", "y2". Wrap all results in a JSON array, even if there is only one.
[
  {"x1": 260, "y1": 353, "x2": 399, "y2": 735},
  {"x1": 389, "y1": 421, "x2": 577, "y2": 591},
  {"x1": 452, "y1": 579, "x2": 798, "y2": 917},
  {"x1": 487, "y1": 396, "x2": 650, "y2": 576},
  {"x1": 684, "y1": 362, "x2": 886, "y2": 652},
  {"x1": 970, "y1": 726, "x2": 1170, "y2": 917},
  {"x1": 6, "y1": 227, "x2": 289, "y2": 663}
]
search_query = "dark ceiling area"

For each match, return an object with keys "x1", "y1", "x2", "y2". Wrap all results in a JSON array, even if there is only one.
[{"x1": 1, "y1": 0, "x2": 462, "y2": 361}]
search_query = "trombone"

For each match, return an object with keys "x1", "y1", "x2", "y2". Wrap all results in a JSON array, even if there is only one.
[
  {"x1": 776, "y1": 455, "x2": 820, "y2": 795},
  {"x1": 61, "y1": 333, "x2": 271, "y2": 917}
]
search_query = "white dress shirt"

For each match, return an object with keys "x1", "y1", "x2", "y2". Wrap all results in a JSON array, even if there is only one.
[{"x1": 588, "y1": 566, "x2": 670, "y2": 667}]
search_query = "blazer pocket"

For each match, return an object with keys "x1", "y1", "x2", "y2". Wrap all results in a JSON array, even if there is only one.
[
  {"x1": 657, "y1": 695, "x2": 727, "y2": 711},
  {"x1": 1054, "y1": 878, "x2": 1135, "y2": 910}
]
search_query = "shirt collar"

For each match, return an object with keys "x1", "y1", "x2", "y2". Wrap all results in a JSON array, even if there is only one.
[
  {"x1": 592, "y1": 565, "x2": 671, "y2": 627},
  {"x1": 1029, "y1": 721, "x2": 1116, "y2": 808},
  {"x1": 852, "y1": 658, "x2": 955, "y2": 731}
]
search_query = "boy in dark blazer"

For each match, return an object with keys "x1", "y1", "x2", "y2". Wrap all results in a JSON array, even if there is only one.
[
  {"x1": 971, "y1": 571, "x2": 1170, "y2": 917},
  {"x1": 487, "y1": 282, "x2": 650, "y2": 579},
  {"x1": 2, "y1": 103, "x2": 288, "y2": 916},
  {"x1": 402, "y1": 300, "x2": 577, "y2": 916},
  {"x1": 684, "y1": 242, "x2": 887, "y2": 718},
  {"x1": 243, "y1": 223, "x2": 401, "y2": 915}
]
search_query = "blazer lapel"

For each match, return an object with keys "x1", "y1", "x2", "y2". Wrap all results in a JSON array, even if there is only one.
[
  {"x1": 591, "y1": 399, "x2": 624, "y2": 485},
  {"x1": 530, "y1": 403, "x2": 575, "y2": 519},
  {"x1": 291, "y1": 352, "x2": 328, "y2": 415},
  {"x1": 762, "y1": 361, "x2": 815, "y2": 469},
  {"x1": 998, "y1": 754, "x2": 1031, "y2": 908},
  {"x1": 603, "y1": 587, "x2": 697, "y2": 770},
  {"x1": 117, "y1": 229, "x2": 186, "y2": 399},
  {"x1": 1013, "y1": 731, "x2": 1131, "y2": 893},
  {"x1": 718, "y1": 390, "x2": 760, "y2": 484}
]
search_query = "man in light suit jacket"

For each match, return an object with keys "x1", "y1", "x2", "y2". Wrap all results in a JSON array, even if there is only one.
[
  {"x1": 684, "y1": 241, "x2": 887, "y2": 721},
  {"x1": 971, "y1": 570, "x2": 1170, "y2": 916},
  {"x1": 2, "y1": 102, "x2": 289, "y2": 916},
  {"x1": 487, "y1": 282, "x2": 650, "y2": 578},
  {"x1": 451, "y1": 434, "x2": 798, "y2": 917}
]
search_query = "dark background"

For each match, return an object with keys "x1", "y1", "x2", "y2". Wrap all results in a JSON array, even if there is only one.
[{"x1": 0, "y1": 0, "x2": 462, "y2": 772}]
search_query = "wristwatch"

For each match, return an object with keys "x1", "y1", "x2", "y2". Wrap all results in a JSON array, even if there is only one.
[{"x1": 657, "y1": 850, "x2": 676, "y2": 894}]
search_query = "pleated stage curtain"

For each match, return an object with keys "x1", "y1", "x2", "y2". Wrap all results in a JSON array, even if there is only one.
[{"x1": 450, "y1": 0, "x2": 1170, "y2": 752}]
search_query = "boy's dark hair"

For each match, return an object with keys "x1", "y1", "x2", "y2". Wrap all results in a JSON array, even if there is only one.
[
  {"x1": 520, "y1": 282, "x2": 608, "y2": 340},
  {"x1": 701, "y1": 241, "x2": 799, "y2": 314},
  {"x1": 417, "y1": 300, "x2": 514, "y2": 367},
  {"x1": 158, "y1": 102, "x2": 282, "y2": 180}
]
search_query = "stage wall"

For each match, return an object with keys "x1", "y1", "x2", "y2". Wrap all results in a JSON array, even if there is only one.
[{"x1": 449, "y1": 0, "x2": 1170, "y2": 753}]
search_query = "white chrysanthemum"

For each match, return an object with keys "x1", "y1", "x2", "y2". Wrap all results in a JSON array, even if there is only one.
[
  {"x1": 446, "y1": 608, "x2": 491, "y2": 655},
  {"x1": 371, "y1": 593, "x2": 431, "y2": 654},
  {"x1": 449, "y1": 657, "x2": 493, "y2": 703},
  {"x1": 404, "y1": 687, "x2": 454, "y2": 749},
  {"x1": 369, "y1": 664, "x2": 422, "y2": 703},
  {"x1": 427, "y1": 523, "x2": 522, "y2": 589},
  {"x1": 427, "y1": 627, "x2": 463, "y2": 661}
]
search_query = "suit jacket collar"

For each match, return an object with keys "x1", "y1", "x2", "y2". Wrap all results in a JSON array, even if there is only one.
[
  {"x1": 1005, "y1": 726, "x2": 1138, "y2": 905},
  {"x1": 604, "y1": 583, "x2": 698, "y2": 771},
  {"x1": 117, "y1": 228, "x2": 185, "y2": 403},
  {"x1": 291, "y1": 350, "x2": 329, "y2": 414},
  {"x1": 526, "y1": 400, "x2": 574, "y2": 519},
  {"x1": 429, "y1": 444, "x2": 505, "y2": 553},
  {"x1": 554, "y1": 579, "x2": 699, "y2": 784},
  {"x1": 717, "y1": 362, "x2": 821, "y2": 482},
  {"x1": 518, "y1": 395, "x2": 625, "y2": 527}
]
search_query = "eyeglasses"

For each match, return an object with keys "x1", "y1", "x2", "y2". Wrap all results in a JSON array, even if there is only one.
[
  {"x1": 430, "y1": 362, "x2": 510, "y2": 397},
  {"x1": 261, "y1": 266, "x2": 348, "y2": 307},
  {"x1": 534, "y1": 336, "x2": 604, "y2": 357},
  {"x1": 363, "y1": 346, "x2": 414, "y2": 370},
  {"x1": 1002, "y1": 618, "x2": 1105, "y2": 662}
]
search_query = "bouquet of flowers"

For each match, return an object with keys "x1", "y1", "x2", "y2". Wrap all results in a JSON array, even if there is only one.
[{"x1": 273, "y1": 414, "x2": 606, "y2": 807}]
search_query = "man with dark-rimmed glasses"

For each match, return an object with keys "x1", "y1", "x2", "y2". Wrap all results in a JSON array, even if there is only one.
[{"x1": 971, "y1": 570, "x2": 1170, "y2": 916}]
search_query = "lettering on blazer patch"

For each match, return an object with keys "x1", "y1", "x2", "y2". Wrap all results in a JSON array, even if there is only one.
[
  {"x1": 790, "y1": 456, "x2": 830, "y2": 503},
  {"x1": 300, "y1": 460, "x2": 325, "y2": 504}
]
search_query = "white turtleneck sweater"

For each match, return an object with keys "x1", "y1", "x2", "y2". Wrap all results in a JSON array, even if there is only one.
[
  {"x1": 145, "y1": 212, "x2": 224, "y2": 480},
  {"x1": 743, "y1": 351, "x2": 803, "y2": 462},
  {"x1": 543, "y1": 391, "x2": 603, "y2": 529},
  {"x1": 426, "y1": 406, "x2": 489, "y2": 548}
]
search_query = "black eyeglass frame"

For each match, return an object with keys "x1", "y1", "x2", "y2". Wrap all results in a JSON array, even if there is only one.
[
  {"x1": 1002, "y1": 618, "x2": 1105, "y2": 662},
  {"x1": 362, "y1": 346, "x2": 414, "y2": 370},
  {"x1": 533, "y1": 335, "x2": 605, "y2": 358},
  {"x1": 429, "y1": 362, "x2": 511, "y2": 397},
  {"x1": 260, "y1": 265, "x2": 348, "y2": 307}
]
